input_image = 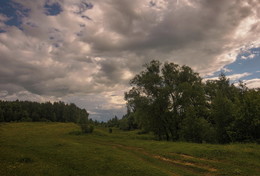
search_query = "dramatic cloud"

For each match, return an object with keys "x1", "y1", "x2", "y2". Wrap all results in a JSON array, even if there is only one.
[
  {"x1": 205, "y1": 72, "x2": 252, "y2": 82},
  {"x1": 0, "y1": 0, "x2": 259, "y2": 120}
]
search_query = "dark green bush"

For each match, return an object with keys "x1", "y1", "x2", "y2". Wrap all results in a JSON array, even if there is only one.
[{"x1": 80, "y1": 124, "x2": 94, "y2": 133}]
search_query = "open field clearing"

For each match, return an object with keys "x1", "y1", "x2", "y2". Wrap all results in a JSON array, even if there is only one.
[{"x1": 0, "y1": 123, "x2": 259, "y2": 176}]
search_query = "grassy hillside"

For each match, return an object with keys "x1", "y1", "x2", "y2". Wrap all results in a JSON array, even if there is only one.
[{"x1": 0, "y1": 123, "x2": 259, "y2": 176}]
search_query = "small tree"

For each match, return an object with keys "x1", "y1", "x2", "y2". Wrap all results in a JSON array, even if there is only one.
[{"x1": 78, "y1": 115, "x2": 94, "y2": 133}]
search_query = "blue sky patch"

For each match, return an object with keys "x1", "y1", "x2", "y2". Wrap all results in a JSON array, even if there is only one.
[
  {"x1": 0, "y1": 0, "x2": 30, "y2": 28},
  {"x1": 205, "y1": 47, "x2": 260, "y2": 83},
  {"x1": 44, "y1": 2, "x2": 62, "y2": 16}
]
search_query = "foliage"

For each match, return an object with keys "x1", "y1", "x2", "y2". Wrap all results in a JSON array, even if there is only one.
[
  {"x1": 108, "y1": 128, "x2": 113, "y2": 133},
  {"x1": 106, "y1": 116, "x2": 120, "y2": 127},
  {"x1": 0, "y1": 100, "x2": 89, "y2": 123},
  {"x1": 179, "y1": 107, "x2": 216, "y2": 143},
  {"x1": 125, "y1": 60, "x2": 260, "y2": 143},
  {"x1": 78, "y1": 115, "x2": 94, "y2": 133},
  {"x1": 118, "y1": 112, "x2": 138, "y2": 131}
]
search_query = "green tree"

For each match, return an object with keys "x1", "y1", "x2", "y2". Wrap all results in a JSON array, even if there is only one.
[
  {"x1": 125, "y1": 60, "x2": 206, "y2": 141},
  {"x1": 180, "y1": 107, "x2": 216, "y2": 143},
  {"x1": 232, "y1": 87, "x2": 260, "y2": 142},
  {"x1": 107, "y1": 116, "x2": 120, "y2": 127},
  {"x1": 211, "y1": 92, "x2": 235, "y2": 143},
  {"x1": 78, "y1": 111, "x2": 93, "y2": 133},
  {"x1": 205, "y1": 73, "x2": 240, "y2": 143},
  {"x1": 119, "y1": 112, "x2": 138, "y2": 131}
]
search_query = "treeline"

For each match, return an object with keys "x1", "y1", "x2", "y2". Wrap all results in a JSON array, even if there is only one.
[
  {"x1": 105, "y1": 115, "x2": 138, "y2": 131},
  {"x1": 122, "y1": 60, "x2": 260, "y2": 143},
  {"x1": 0, "y1": 100, "x2": 89, "y2": 123}
]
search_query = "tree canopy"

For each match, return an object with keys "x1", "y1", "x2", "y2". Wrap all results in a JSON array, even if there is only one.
[
  {"x1": 0, "y1": 100, "x2": 89, "y2": 123},
  {"x1": 125, "y1": 60, "x2": 260, "y2": 143}
]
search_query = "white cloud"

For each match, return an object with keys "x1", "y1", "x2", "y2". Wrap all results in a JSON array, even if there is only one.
[
  {"x1": 228, "y1": 73, "x2": 252, "y2": 81},
  {"x1": 0, "y1": 90, "x2": 8, "y2": 97},
  {"x1": 1, "y1": 90, "x2": 61, "y2": 103},
  {"x1": 244, "y1": 79, "x2": 260, "y2": 89},
  {"x1": 222, "y1": 67, "x2": 232, "y2": 73},
  {"x1": 204, "y1": 72, "x2": 252, "y2": 82},
  {"x1": 241, "y1": 54, "x2": 255, "y2": 60}
]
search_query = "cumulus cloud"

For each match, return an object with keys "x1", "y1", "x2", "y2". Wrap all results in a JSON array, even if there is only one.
[
  {"x1": 222, "y1": 68, "x2": 232, "y2": 73},
  {"x1": 241, "y1": 54, "x2": 255, "y2": 60},
  {"x1": 244, "y1": 78, "x2": 260, "y2": 89},
  {"x1": 0, "y1": 14, "x2": 9, "y2": 30},
  {"x1": 0, "y1": 0, "x2": 259, "y2": 120},
  {"x1": 227, "y1": 72, "x2": 252, "y2": 81},
  {"x1": 204, "y1": 72, "x2": 252, "y2": 82}
]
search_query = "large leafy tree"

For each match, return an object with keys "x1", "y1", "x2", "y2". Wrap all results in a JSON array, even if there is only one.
[{"x1": 125, "y1": 60, "x2": 208, "y2": 141}]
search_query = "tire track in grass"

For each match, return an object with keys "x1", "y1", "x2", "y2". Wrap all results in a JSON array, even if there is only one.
[
  {"x1": 91, "y1": 140, "x2": 180, "y2": 176},
  {"x1": 114, "y1": 143, "x2": 217, "y2": 174},
  {"x1": 153, "y1": 155, "x2": 217, "y2": 172},
  {"x1": 168, "y1": 153, "x2": 218, "y2": 172},
  {"x1": 91, "y1": 139, "x2": 218, "y2": 176}
]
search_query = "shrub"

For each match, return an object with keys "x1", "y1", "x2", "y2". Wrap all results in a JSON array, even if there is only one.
[
  {"x1": 180, "y1": 117, "x2": 216, "y2": 143},
  {"x1": 80, "y1": 124, "x2": 94, "y2": 133},
  {"x1": 78, "y1": 116, "x2": 94, "y2": 134}
]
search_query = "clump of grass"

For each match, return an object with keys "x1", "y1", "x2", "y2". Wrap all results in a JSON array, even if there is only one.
[
  {"x1": 18, "y1": 157, "x2": 34, "y2": 163},
  {"x1": 80, "y1": 124, "x2": 94, "y2": 133},
  {"x1": 68, "y1": 130, "x2": 83, "y2": 135}
]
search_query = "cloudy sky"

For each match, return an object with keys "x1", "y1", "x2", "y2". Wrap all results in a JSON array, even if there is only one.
[{"x1": 0, "y1": 0, "x2": 259, "y2": 121}]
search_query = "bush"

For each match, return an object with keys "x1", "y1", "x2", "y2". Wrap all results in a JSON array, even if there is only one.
[
  {"x1": 108, "y1": 128, "x2": 112, "y2": 133},
  {"x1": 78, "y1": 116, "x2": 94, "y2": 134},
  {"x1": 119, "y1": 118, "x2": 129, "y2": 131},
  {"x1": 80, "y1": 124, "x2": 94, "y2": 133},
  {"x1": 180, "y1": 117, "x2": 216, "y2": 143}
]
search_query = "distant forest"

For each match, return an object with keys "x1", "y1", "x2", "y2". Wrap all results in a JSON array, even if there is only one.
[
  {"x1": 112, "y1": 60, "x2": 259, "y2": 144},
  {"x1": 0, "y1": 100, "x2": 88, "y2": 123}
]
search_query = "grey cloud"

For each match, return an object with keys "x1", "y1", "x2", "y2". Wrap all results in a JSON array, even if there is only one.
[
  {"x1": 78, "y1": 0, "x2": 258, "y2": 78},
  {"x1": 93, "y1": 59, "x2": 126, "y2": 85},
  {"x1": 62, "y1": 93, "x2": 127, "y2": 121},
  {"x1": 89, "y1": 108, "x2": 126, "y2": 122},
  {"x1": 0, "y1": 0, "x2": 259, "y2": 120}
]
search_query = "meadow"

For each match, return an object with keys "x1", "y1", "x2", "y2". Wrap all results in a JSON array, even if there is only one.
[{"x1": 0, "y1": 122, "x2": 259, "y2": 176}]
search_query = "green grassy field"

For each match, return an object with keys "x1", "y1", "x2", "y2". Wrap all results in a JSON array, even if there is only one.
[{"x1": 0, "y1": 123, "x2": 259, "y2": 176}]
